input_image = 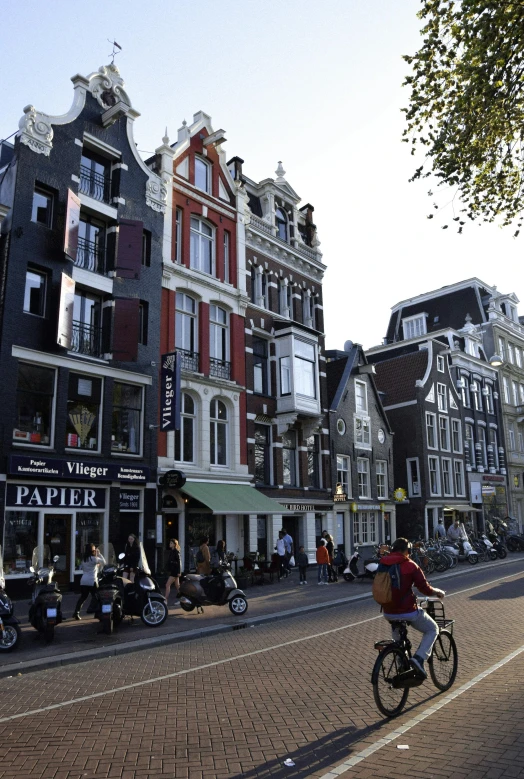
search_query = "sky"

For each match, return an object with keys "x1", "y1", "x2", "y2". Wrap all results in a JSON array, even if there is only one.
[{"x1": 1, "y1": 0, "x2": 520, "y2": 350}]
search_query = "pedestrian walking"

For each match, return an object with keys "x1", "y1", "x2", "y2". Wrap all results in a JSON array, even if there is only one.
[
  {"x1": 164, "y1": 538, "x2": 181, "y2": 604},
  {"x1": 324, "y1": 532, "x2": 338, "y2": 582},
  {"x1": 123, "y1": 533, "x2": 140, "y2": 582},
  {"x1": 297, "y1": 546, "x2": 309, "y2": 584},
  {"x1": 210, "y1": 539, "x2": 226, "y2": 568},
  {"x1": 281, "y1": 528, "x2": 294, "y2": 573},
  {"x1": 275, "y1": 532, "x2": 287, "y2": 577},
  {"x1": 435, "y1": 518, "x2": 446, "y2": 539},
  {"x1": 73, "y1": 543, "x2": 105, "y2": 620},
  {"x1": 316, "y1": 538, "x2": 329, "y2": 585},
  {"x1": 196, "y1": 536, "x2": 212, "y2": 575}
]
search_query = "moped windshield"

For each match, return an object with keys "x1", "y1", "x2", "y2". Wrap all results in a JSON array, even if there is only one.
[
  {"x1": 138, "y1": 542, "x2": 151, "y2": 575},
  {"x1": 32, "y1": 545, "x2": 52, "y2": 571}
]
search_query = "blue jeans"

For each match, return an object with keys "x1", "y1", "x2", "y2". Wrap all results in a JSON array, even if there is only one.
[
  {"x1": 317, "y1": 563, "x2": 328, "y2": 583},
  {"x1": 384, "y1": 608, "x2": 439, "y2": 661}
]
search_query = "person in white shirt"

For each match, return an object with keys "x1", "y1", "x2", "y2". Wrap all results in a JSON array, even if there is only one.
[
  {"x1": 73, "y1": 543, "x2": 105, "y2": 620},
  {"x1": 446, "y1": 519, "x2": 467, "y2": 543},
  {"x1": 275, "y1": 532, "x2": 287, "y2": 578}
]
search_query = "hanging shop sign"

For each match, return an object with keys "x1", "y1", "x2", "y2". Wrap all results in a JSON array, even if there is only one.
[
  {"x1": 159, "y1": 470, "x2": 186, "y2": 489},
  {"x1": 6, "y1": 484, "x2": 106, "y2": 508},
  {"x1": 333, "y1": 483, "x2": 347, "y2": 502},
  {"x1": 160, "y1": 352, "x2": 181, "y2": 432},
  {"x1": 119, "y1": 490, "x2": 141, "y2": 510},
  {"x1": 392, "y1": 487, "x2": 408, "y2": 503},
  {"x1": 9, "y1": 455, "x2": 149, "y2": 483}
]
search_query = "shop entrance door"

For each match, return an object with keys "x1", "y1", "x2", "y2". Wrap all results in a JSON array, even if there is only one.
[{"x1": 43, "y1": 514, "x2": 71, "y2": 585}]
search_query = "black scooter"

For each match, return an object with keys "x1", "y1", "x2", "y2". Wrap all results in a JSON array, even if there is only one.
[
  {"x1": 28, "y1": 548, "x2": 63, "y2": 642},
  {"x1": 0, "y1": 546, "x2": 21, "y2": 651},
  {"x1": 177, "y1": 562, "x2": 248, "y2": 615}
]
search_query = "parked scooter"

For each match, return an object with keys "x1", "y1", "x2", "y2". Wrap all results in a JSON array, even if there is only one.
[
  {"x1": 95, "y1": 543, "x2": 168, "y2": 632},
  {"x1": 500, "y1": 517, "x2": 524, "y2": 552},
  {"x1": 479, "y1": 533, "x2": 499, "y2": 561},
  {"x1": 177, "y1": 561, "x2": 248, "y2": 615},
  {"x1": 486, "y1": 521, "x2": 508, "y2": 558},
  {"x1": 0, "y1": 546, "x2": 21, "y2": 651},
  {"x1": 28, "y1": 546, "x2": 63, "y2": 642},
  {"x1": 442, "y1": 536, "x2": 479, "y2": 565},
  {"x1": 343, "y1": 546, "x2": 380, "y2": 582}
]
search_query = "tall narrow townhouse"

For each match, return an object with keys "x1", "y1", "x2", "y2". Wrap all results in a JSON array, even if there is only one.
[
  {"x1": 232, "y1": 159, "x2": 332, "y2": 561},
  {"x1": 152, "y1": 114, "x2": 283, "y2": 570},
  {"x1": 0, "y1": 64, "x2": 166, "y2": 594}
]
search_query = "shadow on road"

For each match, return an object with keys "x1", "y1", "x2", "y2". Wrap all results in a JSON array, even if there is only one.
[{"x1": 469, "y1": 577, "x2": 524, "y2": 601}]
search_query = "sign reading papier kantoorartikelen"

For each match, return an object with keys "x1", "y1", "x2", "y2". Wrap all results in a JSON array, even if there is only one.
[{"x1": 160, "y1": 352, "x2": 181, "y2": 431}]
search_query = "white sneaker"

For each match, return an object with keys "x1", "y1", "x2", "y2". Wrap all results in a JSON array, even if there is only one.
[{"x1": 317, "y1": 581, "x2": 323, "y2": 585}]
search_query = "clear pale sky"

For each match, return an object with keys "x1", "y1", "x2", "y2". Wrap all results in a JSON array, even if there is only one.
[{"x1": 1, "y1": 0, "x2": 519, "y2": 349}]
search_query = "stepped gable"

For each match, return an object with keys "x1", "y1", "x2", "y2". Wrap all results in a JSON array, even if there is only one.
[{"x1": 374, "y1": 350, "x2": 428, "y2": 406}]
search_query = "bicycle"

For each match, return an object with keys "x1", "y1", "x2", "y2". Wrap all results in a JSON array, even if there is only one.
[{"x1": 371, "y1": 597, "x2": 458, "y2": 718}]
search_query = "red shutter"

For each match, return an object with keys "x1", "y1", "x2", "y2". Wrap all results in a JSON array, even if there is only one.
[
  {"x1": 112, "y1": 298, "x2": 140, "y2": 362},
  {"x1": 64, "y1": 189, "x2": 81, "y2": 260},
  {"x1": 115, "y1": 219, "x2": 143, "y2": 279}
]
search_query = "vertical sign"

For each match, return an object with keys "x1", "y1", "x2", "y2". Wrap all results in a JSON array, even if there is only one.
[
  {"x1": 57, "y1": 273, "x2": 75, "y2": 349},
  {"x1": 161, "y1": 352, "x2": 181, "y2": 431}
]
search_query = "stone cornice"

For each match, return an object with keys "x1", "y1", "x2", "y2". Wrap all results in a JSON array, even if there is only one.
[{"x1": 245, "y1": 229, "x2": 325, "y2": 281}]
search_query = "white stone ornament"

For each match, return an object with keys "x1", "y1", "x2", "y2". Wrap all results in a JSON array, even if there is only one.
[
  {"x1": 90, "y1": 63, "x2": 131, "y2": 109},
  {"x1": 18, "y1": 105, "x2": 54, "y2": 156}
]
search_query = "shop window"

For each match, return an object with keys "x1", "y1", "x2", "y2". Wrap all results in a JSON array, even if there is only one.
[
  {"x1": 23, "y1": 268, "x2": 47, "y2": 317},
  {"x1": 354, "y1": 511, "x2": 377, "y2": 545},
  {"x1": 65, "y1": 373, "x2": 102, "y2": 451},
  {"x1": 112, "y1": 382, "x2": 142, "y2": 454},
  {"x1": 13, "y1": 363, "x2": 55, "y2": 446},
  {"x1": 3, "y1": 511, "x2": 38, "y2": 574},
  {"x1": 75, "y1": 513, "x2": 103, "y2": 569},
  {"x1": 175, "y1": 392, "x2": 195, "y2": 463}
]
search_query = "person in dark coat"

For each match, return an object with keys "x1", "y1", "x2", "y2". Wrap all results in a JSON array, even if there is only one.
[
  {"x1": 123, "y1": 533, "x2": 140, "y2": 582},
  {"x1": 165, "y1": 538, "x2": 181, "y2": 604}
]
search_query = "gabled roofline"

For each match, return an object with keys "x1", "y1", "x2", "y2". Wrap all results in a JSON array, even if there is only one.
[{"x1": 389, "y1": 277, "x2": 495, "y2": 314}]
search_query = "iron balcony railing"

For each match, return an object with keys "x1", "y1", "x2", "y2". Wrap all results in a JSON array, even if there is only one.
[
  {"x1": 79, "y1": 165, "x2": 111, "y2": 203},
  {"x1": 178, "y1": 349, "x2": 200, "y2": 372},
  {"x1": 75, "y1": 236, "x2": 105, "y2": 274},
  {"x1": 209, "y1": 357, "x2": 231, "y2": 380},
  {"x1": 71, "y1": 321, "x2": 101, "y2": 358}
]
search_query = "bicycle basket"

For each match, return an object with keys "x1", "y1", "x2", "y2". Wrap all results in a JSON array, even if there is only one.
[{"x1": 423, "y1": 598, "x2": 454, "y2": 633}]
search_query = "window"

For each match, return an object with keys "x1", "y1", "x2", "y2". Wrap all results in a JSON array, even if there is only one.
[
  {"x1": 275, "y1": 206, "x2": 288, "y2": 242},
  {"x1": 303, "y1": 291, "x2": 314, "y2": 328},
  {"x1": 451, "y1": 419, "x2": 462, "y2": 453},
  {"x1": 454, "y1": 460, "x2": 465, "y2": 496},
  {"x1": 307, "y1": 435, "x2": 320, "y2": 488},
  {"x1": 508, "y1": 343, "x2": 515, "y2": 364},
  {"x1": 357, "y1": 458, "x2": 370, "y2": 498},
  {"x1": 80, "y1": 149, "x2": 110, "y2": 203},
  {"x1": 471, "y1": 380, "x2": 482, "y2": 411},
  {"x1": 519, "y1": 428, "x2": 524, "y2": 453},
  {"x1": 503, "y1": 377, "x2": 511, "y2": 404},
  {"x1": 294, "y1": 340, "x2": 316, "y2": 397},
  {"x1": 210, "y1": 399, "x2": 228, "y2": 466},
  {"x1": 355, "y1": 381, "x2": 367, "y2": 413},
  {"x1": 175, "y1": 392, "x2": 195, "y2": 463},
  {"x1": 439, "y1": 416, "x2": 450, "y2": 450},
  {"x1": 175, "y1": 292, "x2": 198, "y2": 369},
  {"x1": 195, "y1": 157, "x2": 210, "y2": 193},
  {"x1": 280, "y1": 356, "x2": 291, "y2": 395},
  {"x1": 76, "y1": 215, "x2": 106, "y2": 274},
  {"x1": 190, "y1": 217, "x2": 214, "y2": 275},
  {"x1": 251, "y1": 266, "x2": 268, "y2": 308},
  {"x1": 112, "y1": 382, "x2": 142, "y2": 454},
  {"x1": 354, "y1": 512, "x2": 377, "y2": 545},
  {"x1": 407, "y1": 458, "x2": 420, "y2": 496},
  {"x1": 337, "y1": 455, "x2": 351, "y2": 495},
  {"x1": 402, "y1": 314, "x2": 426, "y2": 340},
  {"x1": 437, "y1": 355, "x2": 445, "y2": 372},
  {"x1": 426, "y1": 412, "x2": 437, "y2": 449},
  {"x1": 441, "y1": 458, "x2": 453, "y2": 496},
  {"x1": 336, "y1": 419, "x2": 346, "y2": 436},
  {"x1": 485, "y1": 384, "x2": 494, "y2": 414},
  {"x1": 23, "y1": 269, "x2": 46, "y2": 316},
  {"x1": 138, "y1": 301, "x2": 148, "y2": 346},
  {"x1": 509, "y1": 423, "x2": 516, "y2": 451},
  {"x1": 31, "y1": 186, "x2": 53, "y2": 227},
  {"x1": 376, "y1": 461, "x2": 388, "y2": 499},
  {"x1": 355, "y1": 416, "x2": 371, "y2": 447},
  {"x1": 489, "y1": 428, "x2": 499, "y2": 469},
  {"x1": 513, "y1": 380, "x2": 519, "y2": 406},
  {"x1": 72, "y1": 291, "x2": 102, "y2": 358},
  {"x1": 223, "y1": 231, "x2": 230, "y2": 283},
  {"x1": 279, "y1": 280, "x2": 292, "y2": 318},
  {"x1": 282, "y1": 430, "x2": 297, "y2": 485},
  {"x1": 437, "y1": 383, "x2": 447, "y2": 412},
  {"x1": 254, "y1": 424, "x2": 271, "y2": 484},
  {"x1": 465, "y1": 423, "x2": 475, "y2": 468},
  {"x1": 478, "y1": 426, "x2": 487, "y2": 467},
  {"x1": 461, "y1": 375, "x2": 471, "y2": 407},
  {"x1": 253, "y1": 338, "x2": 269, "y2": 395},
  {"x1": 517, "y1": 348, "x2": 522, "y2": 368},
  {"x1": 13, "y1": 363, "x2": 55, "y2": 446},
  {"x1": 175, "y1": 208, "x2": 182, "y2": 264},
  {"x1": 428, "y1": 456, "x2": 440, "y2": 495},
  {"x1": 209, "y1": 305, "x2": 228, "y2": 362},
  {"x1": 65, "y1": 373, "x2": 102, "y2": 451},
  {"x1": 141, "y1": 230, "x2": 151, "y2": 267},
  {"x1": 498, "y1": 337, "x2": 506, "y2": 361},
  {"x1": 521, "y1": 384, "x2": 524, "y2": 405}
]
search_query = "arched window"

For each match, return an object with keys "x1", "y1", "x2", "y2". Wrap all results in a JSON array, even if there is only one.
[
  {"x1": 275, "y1": 207, "x2": 288, "y2": 242},
  {"x1": 190, "y1": 217, "x2": 214, "y2": 275},
  {"x1": 175, "y1": 392, "x2": 196, "y2": 463},
  {"x1": 195, "y1": 157, "x2": 211, "y2": 193},
  {"x1": 210, "y1": 398, "x2": 228, "y2": 466}
]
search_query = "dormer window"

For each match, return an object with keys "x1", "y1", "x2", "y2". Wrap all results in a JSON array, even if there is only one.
[
  {"x1": 275, "y1": 207, "x2": 288, "y2": 242},
  {"x1": 402, "y1": 313, "x2": 427, "y2": 340},
  {"x1": 195, "y1": 157, "x2": 210, "y2": 193}
]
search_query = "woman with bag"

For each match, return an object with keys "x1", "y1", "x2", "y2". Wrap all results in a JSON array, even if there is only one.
[{"x1": 165, "y1": 538, "x2": 181, "y2": 604}]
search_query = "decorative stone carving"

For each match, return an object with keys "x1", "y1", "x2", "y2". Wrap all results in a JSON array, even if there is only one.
[
  {"x1": 18, "y1": 105, "x2": 54, "y2": 156},
  {"x1": 90, "y1": 64, "x2": 131, "y2": 109},
  {"x1": 146, "y1": 177, "x2": 168, "y2": 214}
]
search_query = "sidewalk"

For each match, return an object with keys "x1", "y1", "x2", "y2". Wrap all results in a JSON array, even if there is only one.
[{"x1": 2, "y1": 555, "x2": 522, "y2": 679}]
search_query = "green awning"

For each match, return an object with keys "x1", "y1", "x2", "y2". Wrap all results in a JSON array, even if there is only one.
[{"x1": 180, "y1": 482, "x2": 290, "y2": 514}]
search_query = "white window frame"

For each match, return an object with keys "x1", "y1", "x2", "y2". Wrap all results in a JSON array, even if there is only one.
[
  {"x1": 175, "y1": 207, "x2": 182, "y2": 264},
  {"x1": 209, "y1": 304, "x2": 229, "y2": 363},
  {"x1": 478, "y1": 426, "x2": 488, "y2": 467},
  {"x1": 454, "y1": 459, "x2": 465, "y2": 496},
  {"x1": 498, "y1": 337, "x2": 506, "y2": 361},
  {"x1": 451, "y1": 418, "x2": 462, "y2": 453},
  {"x1": 402, "y1": 313, "x2": 427, "y2": 340},
  {"x1": 406, "y1": 458, "x2": 421, "y2": 497},
  {"x1": 437, "y1": 383, "x2": 447, "y2": 412},
  {"x1": 439, "y1": 415, "x2": 450, "y2": 451},
  {"x1": 223, "y1": 231, "x2": 230, "y2": 284},
  {"x1": 175, "y1": 391, "x2": 196, "y2": 464},
  {"x1": 355, "y1": 415, "x2": 371, "y2": 448},
  {"x1": 336, "y1": 454, "x2": 351, "y2": 497},
  {"x1": 294, "y1": 339, "x2": 317, "y2": 398},
  {"x1": 489, "y1": 428, "x2": 499, "y2": 469},
  {"x1": 508, "y1": 342, "x2": 515, "y2": 364},
  {"x1": 175, "y1": 292, "x2": 198, "y2": 354},
  {"x1": 428, "y1": 456, "x2": 441, "y2": 496},
  {"x1": 503, "y1": 377, "x2": 511, "y2": 404},
  {"x1": 509, "y1": 423, "x2": 516, "y2": 451},
  {"x1": 282, "y1": 430, "x2": 298, "y2": 486},
  {"x1": 355, "y1": 380, "x2": 368, "y2": 413},
  {"x1": 376, "y1": 460, "x2": 388, "y2": 499},
  {"x1": 354, "y1": 511, "x2": 377, "y2": 545},
  {"x1": 190, "y1": 216, "x2": 215, "y2": 276},
  {"x1": 426, "y1": 412, "x2": 437, "y2": 450},
  {"x1": 194, "y1": 156, "x2": 211, "y2": 193},
  {"x1": 461, "y1": 374, "x2": 471, "y2": 408},
  {"x1": 210, "y1": 398, "x2": 228, "y2": 467},
  {"x1": 357, "y1": 458, "x2": 370, "y2": 499},
  {"x1": 471, "y1": 380, "x2": 482, "y2": 412},
  {"x1": 437, "y1": 355, "x2": 445, "y2": 372},
  {"x1": 516, "y1": 348, "x2": 522, "y2": 368},
  {"x1": 441, "y1": 457, "x2": 453, "y2": 497},
  {"x1": 513, "y1": 380, "x2": 519, "y2": 406},
  {"x1": 485, "y1": 384, "x2": 494, "y2": 414}
]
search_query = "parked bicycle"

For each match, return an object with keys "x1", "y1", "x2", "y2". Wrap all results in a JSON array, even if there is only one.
[{"x1": 371, "y1": 597, "x2": 458, "y2": 717}]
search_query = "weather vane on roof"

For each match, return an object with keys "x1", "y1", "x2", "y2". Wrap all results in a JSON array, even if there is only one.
[{"x1": 107, "y1": 40, "x2": 122, "y2": 64}]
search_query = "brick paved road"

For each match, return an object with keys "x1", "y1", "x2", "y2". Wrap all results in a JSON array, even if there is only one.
[{"x1": 0, "y1": 559, "x2": 523, "y2": 779}]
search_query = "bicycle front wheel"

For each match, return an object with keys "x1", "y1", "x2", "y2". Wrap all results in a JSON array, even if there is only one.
[
  {"x1": 372, "y1": 646, "x2": 410, "y2": 718},
  {"x1": 429, "y1": 630, "x2": 458, "y2": 691}
]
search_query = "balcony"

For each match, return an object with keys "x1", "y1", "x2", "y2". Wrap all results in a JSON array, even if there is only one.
[
  {"x1": 75, "y1": 237, "x2": 105, "y2": 274},
  {"x1": 178, "y1": 349, "x2": 199, "y2": 372},
  {"x1": 71, "y1": 321, "x2": 101, "y2": 358},
  {"x1": 209, "y1": 357, "x2": 231, "y2": 380},
  {"x1": 79, "y1": 165, "x2": 110, "y2": 204}
]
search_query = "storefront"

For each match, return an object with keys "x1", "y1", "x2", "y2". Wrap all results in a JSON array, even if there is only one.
[
  {"x1": 469, "y1": 474, "x2": 509, "y2": 533},
  {"x1": 2, "y1": 455, "x2": 152, "y2": 596},
  {"x1": 333, "y1": 497, "x2": 395, "y2": 556}
]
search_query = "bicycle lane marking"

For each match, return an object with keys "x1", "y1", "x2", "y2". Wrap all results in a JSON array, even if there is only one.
[
  {"x1": 318, "y1": 642, "x2": 524, "y2": 779},
  {"x1": 0, "y1": 567, "x2": 521, "y2": 725}
]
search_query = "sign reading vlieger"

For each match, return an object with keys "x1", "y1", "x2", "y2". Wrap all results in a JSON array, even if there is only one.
[
  {"x1": 160, "y1": 352, "x2": 181, "y2": 432},
  {"x1": 9, "y1": 455, "x2": 150, "y2": 482}
]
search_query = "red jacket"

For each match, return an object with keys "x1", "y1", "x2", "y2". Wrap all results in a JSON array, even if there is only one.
[
  {"x1": 380, "y1": 551, "x2": 437, "y2": 615},
  {"x1": 316, "y1": 545, "x2": 329, "y2": 564}
]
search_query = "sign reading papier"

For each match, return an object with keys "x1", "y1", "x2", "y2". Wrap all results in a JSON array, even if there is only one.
[
  {"x1": 6, "y1": 484, "x2": 106, "y2": 508},
  {"x1": 160, "y1": 352, "x2": 181, "y2": 431}
]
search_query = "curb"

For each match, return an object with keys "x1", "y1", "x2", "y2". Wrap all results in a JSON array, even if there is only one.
[{"x1": 1, "y1": 555, "x2": 522, "y2": 679}]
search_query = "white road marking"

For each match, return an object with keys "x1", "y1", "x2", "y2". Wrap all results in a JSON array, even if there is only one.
[{"x1": 0, "y1": 568, "x2": 521, "y2": 725}]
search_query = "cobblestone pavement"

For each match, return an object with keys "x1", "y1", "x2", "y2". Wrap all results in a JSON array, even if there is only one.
[{"x1": 0, "y1": 558, "x2": 523, "y2": 778}]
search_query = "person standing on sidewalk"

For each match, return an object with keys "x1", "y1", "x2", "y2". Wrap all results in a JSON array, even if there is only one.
[
  {"x1": 316, "y1": 539, "x2": 329, "y2": 585},
  {"x1": 275, "y1": 532, "x2": 287, "y2": 578},
  {"x1": 297, "y1": 546, "x2": 309, "y2": 585},
  {"x1": 282, "y1": 528, "x2": 294, "y2": 574},
  {"x1": 324, "y1": 533, "x2": 338, "y2": 582},
  {"x1": 165, "y1": 539, "x2": 181, "y2": 605},
  {"x1": 73, "y1": 544, "x2": 105, "y2": 620}
]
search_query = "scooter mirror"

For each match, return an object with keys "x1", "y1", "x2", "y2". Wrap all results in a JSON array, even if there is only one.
[
  {"x1": 29, "y1": 566, "x2": 35, "y2": 573},
  {"x1": 118, "y1": 553, "x2": 125, "y2": 560}
]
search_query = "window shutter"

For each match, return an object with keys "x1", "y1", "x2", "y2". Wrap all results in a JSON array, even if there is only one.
[
  {"x1": 112, "y1": 298, "x2": 140, "y2": 362},
  {"x1": 115, "y1": 219, "x2": 143, "y2": 279},
  {"x1": 64, "y1": 189, "x2": 81, "y2": 260}
]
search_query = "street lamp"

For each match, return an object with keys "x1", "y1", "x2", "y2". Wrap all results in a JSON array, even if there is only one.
[{"x1": 489, "y1": 354, "x2": 503, "y2": 367}]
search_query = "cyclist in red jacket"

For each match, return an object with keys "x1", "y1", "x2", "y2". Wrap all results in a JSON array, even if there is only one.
[{"x1": 381, "y1": 537, "x2": 445, "y2": 679}]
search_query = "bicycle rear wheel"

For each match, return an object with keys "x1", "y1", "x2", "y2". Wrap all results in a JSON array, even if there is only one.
[
  {"x1": 372, "y1": 646, "x2": 410, "y2": 717},
  {"x1": 428, "y1": 630, "x2": 458, "y2": 691}
]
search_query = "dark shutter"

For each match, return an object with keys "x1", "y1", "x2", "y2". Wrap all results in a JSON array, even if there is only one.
[
  {"x1": 112, "y1": 298, "x2": 140, "y2": 362},
  {"x1": 115, "y1": 219, "x2": 143, "y2": 279},
  {"x1": 64, "y1": 189, "x2": 81, "y2": 260}
]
